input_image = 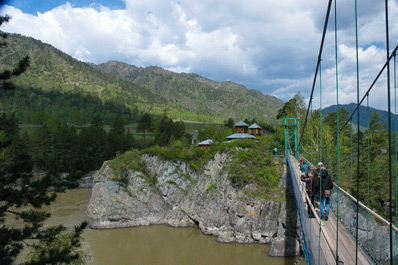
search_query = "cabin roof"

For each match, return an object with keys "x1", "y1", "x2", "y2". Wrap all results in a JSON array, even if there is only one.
[
  {"x1": 234, "y1": 121, "x2": 249, "y2": 127},
  {"x1": 226, "y1": 133, "x2": 256, "y2": 140},
  {"x1": 198, "y1": 139, "x2": 214, "y2": 145},
  {"x1": 248, "y1": 123, "x2": 262, "y2": 129}
]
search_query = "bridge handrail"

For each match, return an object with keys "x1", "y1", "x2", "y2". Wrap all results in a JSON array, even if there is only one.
[
  {"x1": 296, "y1": 152, "x2": 398, "y2": 233},
  {"x1": 333, "y1": 182, "x2": 398, "y2": 233}
]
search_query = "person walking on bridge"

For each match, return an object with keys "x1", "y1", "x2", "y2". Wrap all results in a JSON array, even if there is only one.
[
  {"x1": 301, "y1": 169, "x2": 318, "y2": 218},
  {"x1": 316, "y1": 168, "x2": 333, "y2": 220},
  {"x1": 300, "y1": 159, "x2": 310, "y2": 176}
]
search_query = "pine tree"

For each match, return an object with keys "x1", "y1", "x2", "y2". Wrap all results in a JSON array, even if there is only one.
[
  {"x1": 0, "y1": 16, "x2": 29, "y2": 91},
  {"x1": 0, "y1": 16, "x2": 86, "y2": 264},
  {"x1": 136, "y1": 112, "x2": 153, "y2": 140},
  {"x1": 107, "y1": 113, "x2": 127, "y2": 157},
  {"x1": 224, "y1": 118, "x2": 234, "y2": 129}
]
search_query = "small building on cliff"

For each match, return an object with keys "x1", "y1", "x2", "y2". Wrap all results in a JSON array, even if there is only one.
[
  {"x1": 233, "y1": 121, "x2": 249, "y2": 133},
  {"x1": 248, "y1": 123, "x2": 262, "y2": 136},
  {"x1": 197, "y1": 139, "x2": 214, "y2": 150},
  {"x1": 225, "y1": 120, "x2": 258, "y2": 141},
  {"x1": 226, "y1": 133, "x2": 256, "y2": 141}
]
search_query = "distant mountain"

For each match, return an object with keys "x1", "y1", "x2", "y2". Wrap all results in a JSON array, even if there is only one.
[
  {"x1": 0, "y1": 33, "x2": 283, "y2": 124},
  {"x1": 95, "y1": 61, "x2": 284, "y2": 124},
  {"x1": 323, "y1": 103, "x2": 398, "y2": 129}
]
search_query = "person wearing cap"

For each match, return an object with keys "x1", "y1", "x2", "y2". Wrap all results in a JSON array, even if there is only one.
[{"x1": 316, "y1": 168, "x2": 333, "y2": 220}]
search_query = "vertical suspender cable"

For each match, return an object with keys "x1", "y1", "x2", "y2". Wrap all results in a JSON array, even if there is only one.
[
  {"x1": 334, "y1": 0, "x2": 341, "y2": 262},
  {"x1": 354, "y1": 0, "x2": 360, "y2": 263},
  {"x1": 311, "y1": 103, "x2": 314, "y2": 163},
  {"x1": 318, "y1": 60, "x2": 323, "y2": 265},
  {"x1": 350, "y1": 120, "x2": 353, "y2": 234},
  {"x1": 394, "y1": 52, "x2": 397, "y2": 259},
  {"x1": 367, "y1": 95, "x2": 371, "y2": 252},
  {"x1": 383, "y1": 0, "x2": 393, "y2": 263},
  {"x1": 320, "y1": 60, "x2": 323, "y2": 166}
]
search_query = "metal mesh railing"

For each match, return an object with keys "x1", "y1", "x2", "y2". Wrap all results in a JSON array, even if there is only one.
[{"x1": 287, "y1": 152, "x2": 328, "y2": 264}]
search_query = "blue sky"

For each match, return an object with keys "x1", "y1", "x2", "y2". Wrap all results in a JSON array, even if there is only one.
[
  {"x1": 1, "y1": 0, "x2": 125, "y2": 14},
  {"x1": 0, "y1": 0, "x2": 397, "y2": 110}
]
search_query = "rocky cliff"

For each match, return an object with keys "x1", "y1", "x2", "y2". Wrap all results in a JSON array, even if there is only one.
[{"x1": 87, "y1": 153, "x2": 300, "y2": 256}]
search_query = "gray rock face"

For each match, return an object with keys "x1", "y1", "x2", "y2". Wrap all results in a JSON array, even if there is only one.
[
  {"x1": 87, "y1": 153, "x2": 300, "y2": 256},
  {"x1": 78, "y1": 171, "x2": 96, "y2": 188}
]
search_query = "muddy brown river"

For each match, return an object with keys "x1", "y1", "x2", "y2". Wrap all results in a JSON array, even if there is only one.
[{"x1": 34, "y1": 189, "x2": 301, "y2": 265}]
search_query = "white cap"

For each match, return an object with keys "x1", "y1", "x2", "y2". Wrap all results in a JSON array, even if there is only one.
[{"x1": 318, "y1": 162, "x2": 323, "y2": 166}]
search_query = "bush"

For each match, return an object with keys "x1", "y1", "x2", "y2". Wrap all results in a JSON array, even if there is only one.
[
  {"x1": 227, "y1": 141, "x2": 279, "y2": 189},
  {"x1": 142, "y1": 140, "x2": 216, "y2": 171},
  {"x1": 109, "y1": 150, "x2": 148, "y2": 176},
  {"x1": 109, "y1": 150, "x2": 149, "y2": 189},
  {"x1": 206, "y1": 183, "x2": 217, "y2": 192}
]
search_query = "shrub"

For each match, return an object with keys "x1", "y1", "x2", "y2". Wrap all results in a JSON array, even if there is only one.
[
  {"x1": 109, "y1": 150, "x2": 149, "y2": 189},
  {"x1": 227, "y1": 141, "x2": 279, "y2": 189},
  {"x1": 109, "y1": 150, "x2": 148, "y2": 176},
  {"x1": 206, "y1": 183, "x2": 217, "y2": 192}
]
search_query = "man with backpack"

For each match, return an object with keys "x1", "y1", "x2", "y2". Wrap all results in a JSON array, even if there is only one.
[{"x1": 317, "y1": 166, "x2": 333, "y2": 220}]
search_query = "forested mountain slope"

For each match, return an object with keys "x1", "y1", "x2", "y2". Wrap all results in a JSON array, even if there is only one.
[
  {"x1": 0, "y1": 33, "x2": 283, "y2": 124},
  {"x1": 323, "y1": 103, "x2": 398, "y2": 129},
  {"x1": 96, "y1": 61, "x2": 284, "y2": 124}
]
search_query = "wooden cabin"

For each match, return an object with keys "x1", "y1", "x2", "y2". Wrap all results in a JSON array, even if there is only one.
[
  {"x1": 234, "y1": 121, "x2": 249, "y2": 133},
  {"x1": 197, "y1": 139, "x2": 214, "y2": 150},
  {"x1": 248, "y1": 123, "x2": 262, "y2": 136}
]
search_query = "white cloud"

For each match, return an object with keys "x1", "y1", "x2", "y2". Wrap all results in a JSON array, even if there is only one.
[{"x1": 0, "y1": 0, "x2": 397, "y2": 112}]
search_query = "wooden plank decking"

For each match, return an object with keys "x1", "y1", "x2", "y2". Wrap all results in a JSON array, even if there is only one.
[{"x1": 288, "y1": 153, "x2": 373, "y2": 265}]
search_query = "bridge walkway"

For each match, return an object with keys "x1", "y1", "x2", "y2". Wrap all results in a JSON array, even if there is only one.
[{"x1": 288, "y1": 153, "x2": 373, "y2": 265}]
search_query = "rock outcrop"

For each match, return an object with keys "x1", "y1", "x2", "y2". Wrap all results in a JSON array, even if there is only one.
[{"x1": 87, "y1": 153, "x2": 300, "y2": 256}]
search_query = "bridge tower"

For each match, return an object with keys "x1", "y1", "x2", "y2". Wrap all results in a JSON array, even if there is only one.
[{"x1": 282, "y1": 118, "x2": 299, "y2": 157}]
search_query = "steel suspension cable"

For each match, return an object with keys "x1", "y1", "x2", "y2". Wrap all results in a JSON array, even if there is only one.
[
  {"x1": 384, "y1": 0, "x2": 393, "y2": 263},
  {"x1": 311, "y1": 103, "x2": 314, "y2": 163},
  {"x1": 298, "y1": 0, "x2": 333, "y2": 147},
  {"x1": 366, "y1": 95, "x2": 370, "y2": 252},
  {"x1": 394, "y1": 50, "x2": 397, "y2": 259},
  {"x1": 350, "y1": 119, "x2": 354, "y2": 234},
  {"x1": 334, "y1": 0, "x2": 341, "y2": 262},
  {"x1": 354, "y1": 0, "x2": 360, "y2": 263},
  {"x1": 322, "y1": 44, "x2": 398, "y2": 150},
  {"x1": 318, "y1": 59, "x2": 323, "y2": 265}
]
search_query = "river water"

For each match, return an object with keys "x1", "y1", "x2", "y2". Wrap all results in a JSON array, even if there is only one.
[{"x1": 40, "y1": 189, "x2": 300, "y2": 265}]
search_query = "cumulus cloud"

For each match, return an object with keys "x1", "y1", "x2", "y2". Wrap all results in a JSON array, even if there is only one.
[{"x1": 0, "y1": 0, "x2": 397, "y2": 111}]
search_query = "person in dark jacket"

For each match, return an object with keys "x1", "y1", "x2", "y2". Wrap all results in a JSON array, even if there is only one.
[
  {"x1": 300, "y1": 159, "x2": 310, "y2": 176},
  {"x1": 302, "y1": 169, "x2": 318, "y2": 218},
  {"x1": 316, "y1": 168, "x2": 333, "y2": 220}
]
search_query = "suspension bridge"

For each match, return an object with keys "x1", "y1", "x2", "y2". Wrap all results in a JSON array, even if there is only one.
[{"x1": 284, "y1": 0, "x2": 397, "y2": 264}]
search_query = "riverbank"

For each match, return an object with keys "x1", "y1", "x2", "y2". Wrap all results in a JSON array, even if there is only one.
[{"x1": 28, "y1": 189, "x2": 301, "y2": 265}]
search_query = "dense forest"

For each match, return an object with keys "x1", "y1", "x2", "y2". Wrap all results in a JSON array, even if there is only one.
[{"x1": 1, "y1": 111, "x2": 193, "y2": 177}]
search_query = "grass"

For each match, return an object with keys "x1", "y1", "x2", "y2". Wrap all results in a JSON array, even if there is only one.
[
  {"x1": 109, "y1": 150, "x2": 148, "y2": 175},
  {"x1": 109, "y1": 136, "x2": 283, "y2": 199},
  {"x1": 182, "y1": 120, "x2": 223, "y2": 134}
]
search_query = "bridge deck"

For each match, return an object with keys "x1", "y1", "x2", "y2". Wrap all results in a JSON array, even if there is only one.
[{"x1": 288, "y1": 153, "x2": 373, "y2": 265}]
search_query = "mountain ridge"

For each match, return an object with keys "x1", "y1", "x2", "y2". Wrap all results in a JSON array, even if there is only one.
[
  {"x1": 0, "y1": 33, "x2": 284, "y2": 124},
  {"x1": 95, "y1": 60, "x2": 284, "y2": 124},
  {"x1": 323, "y1": 103, "x2": 397, "y2": 128}
]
